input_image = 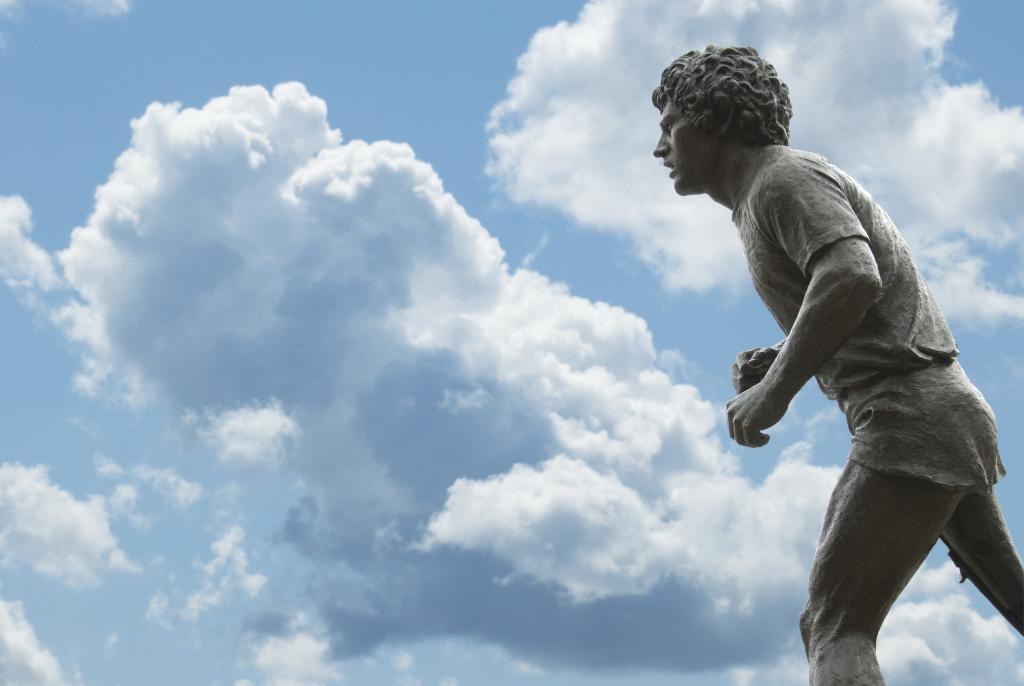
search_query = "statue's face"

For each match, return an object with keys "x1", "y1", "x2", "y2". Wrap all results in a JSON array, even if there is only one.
[{"x1": 653, "y1": 99, "x2": 717, "y2": 197}]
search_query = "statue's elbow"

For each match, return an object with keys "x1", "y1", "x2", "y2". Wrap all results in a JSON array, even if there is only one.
[
  {"x1": 849, "y1": 268, "x2": 883, "y2": 311},
  {"x1": 825, "y1": 265, "x2": 881, "y2": 313}
]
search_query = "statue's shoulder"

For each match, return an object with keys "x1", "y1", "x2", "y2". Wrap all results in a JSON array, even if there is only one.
[
  {"x1": 751, "y1": 147, "x2": 847, "y2": 203},
  {"x1": 760, "y1": 146, "x2": 833, "y2": 178}
]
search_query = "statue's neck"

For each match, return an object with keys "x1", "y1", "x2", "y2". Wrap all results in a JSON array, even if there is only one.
[{"x1": 706, "y1": 144, "x2": 780, "y2": 211}]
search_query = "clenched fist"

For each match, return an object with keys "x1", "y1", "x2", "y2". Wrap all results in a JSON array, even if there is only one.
[{"x1": 731, "y1": 343, "x2": 782, "y2": 393}]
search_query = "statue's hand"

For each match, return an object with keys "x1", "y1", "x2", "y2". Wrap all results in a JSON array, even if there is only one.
[
  {"x1": 731, "y1": 344, "x2": 782, "y2": 393},
  {"x1": 726, "y1": 380, "x2": 788, "y2": 448}
]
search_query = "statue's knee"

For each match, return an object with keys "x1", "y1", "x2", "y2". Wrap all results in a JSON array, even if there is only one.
[{"x1": 799, "y1": 601, "x2": 840, "y2": 657}]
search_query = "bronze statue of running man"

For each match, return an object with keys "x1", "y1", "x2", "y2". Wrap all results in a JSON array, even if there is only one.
[{"x1": 652, "y1": 45, "x2": 1023, "y2": 685}]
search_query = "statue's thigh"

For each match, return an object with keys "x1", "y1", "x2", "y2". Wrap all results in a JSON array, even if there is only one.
[{"x1": 807, "y1": 460, "x2": 963, "y2": 636}]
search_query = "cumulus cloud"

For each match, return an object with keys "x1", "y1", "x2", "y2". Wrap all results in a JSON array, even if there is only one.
[
  {"x1": 729, "y1": 561, "x2": 1024, "y2": 685},
  {"x1": 133, "y1": 465, "x2": 203, "y2": 508},
  {"x1": 0, "y1": 2, "x2": 1018, "y2": 680},
  {"x1": 189, "y1": 399, "x2": 301, "y2": 469},
  {"x1": 238, "y1": 614, "x2": 342, "y2": 686},
  {"x1": 106, "y1": 482, "x2": 138, "y2": 513},
  {"x1": 0, "y1": 599, "x2": 68, "y2": 686},
  {"x1": 487, "y1": 0, "x2": 1024, "y2": 323},
  {"x1": 105, "y1": 482, "x2": 149, "y2": 528},
  {"x1": 875, "y1": 562, "x2": 1024, "y2": 685},
  {"x1": 144, "y1": 592, "x2": 171, "y2": 629},
  {"x1": 4, "y1": 81, "x2": 839, "y2": 671},
  {"x1": 0, "y1": 462, "x2": 138, "y2": 586},
  {"x1": 183, "y1": 525, "x2": 267, "y2": 621},
  {"x1": 919, "y1": 241, "x2": 1024, "y2": 327},
  {"x1": 729, "y1": 653, "x2": 807, "y2": 686},
  {"x1": 0, "y1": 195, "x2": 61, "y2": 291},
  {"x1": 421, "y1": 455, "x2": 678, "y2": 602},
  {"x1": 422, "y1": 452, "x2": 838, "y2": 608},
  {"x1": 94, "y1": 454, "x2": 203, "y2": 509},
  {"x1": 93, "y1": 454, "x2": 124, "y2": 478},
  {"x1": 147, "y1": 525, "x2": 266, "y2": 626}
]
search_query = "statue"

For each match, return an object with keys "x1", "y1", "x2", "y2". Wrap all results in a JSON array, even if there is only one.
[{"x1": 652, "y1": 45, "x2": 1024, "y2": 685}]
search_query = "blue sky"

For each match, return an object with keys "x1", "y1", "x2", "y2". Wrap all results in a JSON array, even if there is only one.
[{"x1": 0, "y1": 1, "x2": 1022, "y2": 685}]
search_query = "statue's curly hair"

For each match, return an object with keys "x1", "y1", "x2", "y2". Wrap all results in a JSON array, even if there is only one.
[{"x1": 652, "y1": 45, "x2": 792, "y2": 146}]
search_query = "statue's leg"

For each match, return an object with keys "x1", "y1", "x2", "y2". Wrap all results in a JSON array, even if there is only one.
[
  {"x1": 942, "y1": 489, "x2": 1024, "y2": 630},
  {"x1": 800, "y1": 460, "x2": 962, "y2": 686}
]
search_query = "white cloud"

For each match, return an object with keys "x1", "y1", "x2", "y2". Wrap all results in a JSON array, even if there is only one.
[
  {"x1": 0, "y1": 599, "x2": 68, "y2": 686},
  {"x1": 0, "y1": 0, "x2": 128, "y2": 17},
  {"x1": 1, "y1": 81, "x2": 849, "y2": 667},
  {"x1": 729, "y1": 653, "x2": 807, "y2": 686},
  {"x1": 94, "y1": 455, "x2": 202, "y2": 509},
  {"x1": 132, "y1": 465, "x2": 203, "y2": 508},
  {"x1": 105, "y1": 482, "x2": 149, "y2": 528},
  {"x1": 147, "y1": 526, "x2": 266, "y2": 627},
  {"x1": 423, "y1": 451, "x2": 839, "y2": 607},
  {"x1": 439, "y1": 387, "x2": 490, "y2": 413},
  {"x1": 0, "y1": 462, "x2": 138, "y2": 586},
  {"x1": 728, "y1": 561, "x2": 1024, "y2": 686},
  {"x1": 512, "y1": 660, "x2": 543, "y2": 675},
  {"x1": 487, "y1": 0, "x2": 1024, "y2": 323},
  {"x1": 0, "y1": 3, "x2": 1015, "y2": 678},
  {"x1": 93, "y1": 454, "x2": 124, "y2": 478},
  {"x1": 191, "y1": 399, "x2": 300, "y2": 469},
  {"x1": 106, "y1": 482, "x2": 138, "y2": 513},
  {"x1": 901, "y1": 560, "x2": 961, "y2": 599},
  {"x1": 144, "y1": 591, "x2": 170, "y2": 629},
  {"x1": 75, "y1": 0, "x2": 128, "y2": 13},
  {"x1": 391, "y1": 649, "x2": 414, "y2": 672},
  {"x1": 918, "y1": 240, "x2": 1024, "y2": 327},
  {"x1": 5, "y1": 81, "x2": 732, "y2": 493},
  {"x1": 0, "y1": 195, "x2": 61, "y2": 291},
  {"x1": 422, "y1": 455, "x2": 679, "y2": 602},
  {"x1": 240, "y1": 614, "x2": 342, "y2": 686},
  {"x1": 103, "y1": 632, "x2": 119, "y2": 657},
  {"x1": 8, "y1": 80, "x2": 737, "y2": 503},
  {"x1": 877, "y1": 589, "x2": 1024, "y2": 685},
  {"x1": 890, "y1": 83, "x2": 1024, "y2": 244},
  {"x1": 396, "y1": 257, "x2": 736, "y2": 478},
  {"x1": 182, "y1": 525, "x2": 266, "y2": 621}
]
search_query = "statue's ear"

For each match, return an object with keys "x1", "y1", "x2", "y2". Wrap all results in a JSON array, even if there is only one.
[
  {"x1": 709, "y1": 90, "x2": 734, "y2": 138},
  {"x1": 737, "y1": 109, "x2": 765, "y2": 143}
]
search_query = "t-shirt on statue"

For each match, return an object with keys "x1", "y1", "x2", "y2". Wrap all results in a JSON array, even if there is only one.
[{"x1": 732, "y1": 148, "x2": 1005, "y2": 492}]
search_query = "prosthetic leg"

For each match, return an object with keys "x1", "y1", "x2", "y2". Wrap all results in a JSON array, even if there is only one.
[{"x1": 940, "y1": 491, "x2": 1024, "y2": 636}]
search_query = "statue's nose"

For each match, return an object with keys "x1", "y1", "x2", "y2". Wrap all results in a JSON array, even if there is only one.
[{"x1": 654, "y1": 139, "x2": 668, "y2": 158}]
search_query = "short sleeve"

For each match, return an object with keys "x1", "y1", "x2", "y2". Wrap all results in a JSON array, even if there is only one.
[{"x1": 755, "y1": 157, "x2": 869, "y2": 275}]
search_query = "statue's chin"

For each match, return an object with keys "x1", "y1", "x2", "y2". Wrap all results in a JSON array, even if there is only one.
[{"x1": 673, "y1": 178, "x2": 698, "y2": 196}]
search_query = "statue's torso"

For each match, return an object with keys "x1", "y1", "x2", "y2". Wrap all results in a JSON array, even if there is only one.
[{"x1": 732, "y1": 146, "x2": 958, "y2": 396}]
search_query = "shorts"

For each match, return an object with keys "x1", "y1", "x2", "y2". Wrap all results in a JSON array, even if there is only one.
[{"x1": 836, "y1": 360, "x2": 1006, "y2": 493}]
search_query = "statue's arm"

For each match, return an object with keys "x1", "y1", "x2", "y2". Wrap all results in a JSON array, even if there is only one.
[
  {"x1": 726, "y1": 236, "x2": 881, "y2": 446},
  {"x1": 762, "y1": 235, "x2": 881, "y2": 398}
]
